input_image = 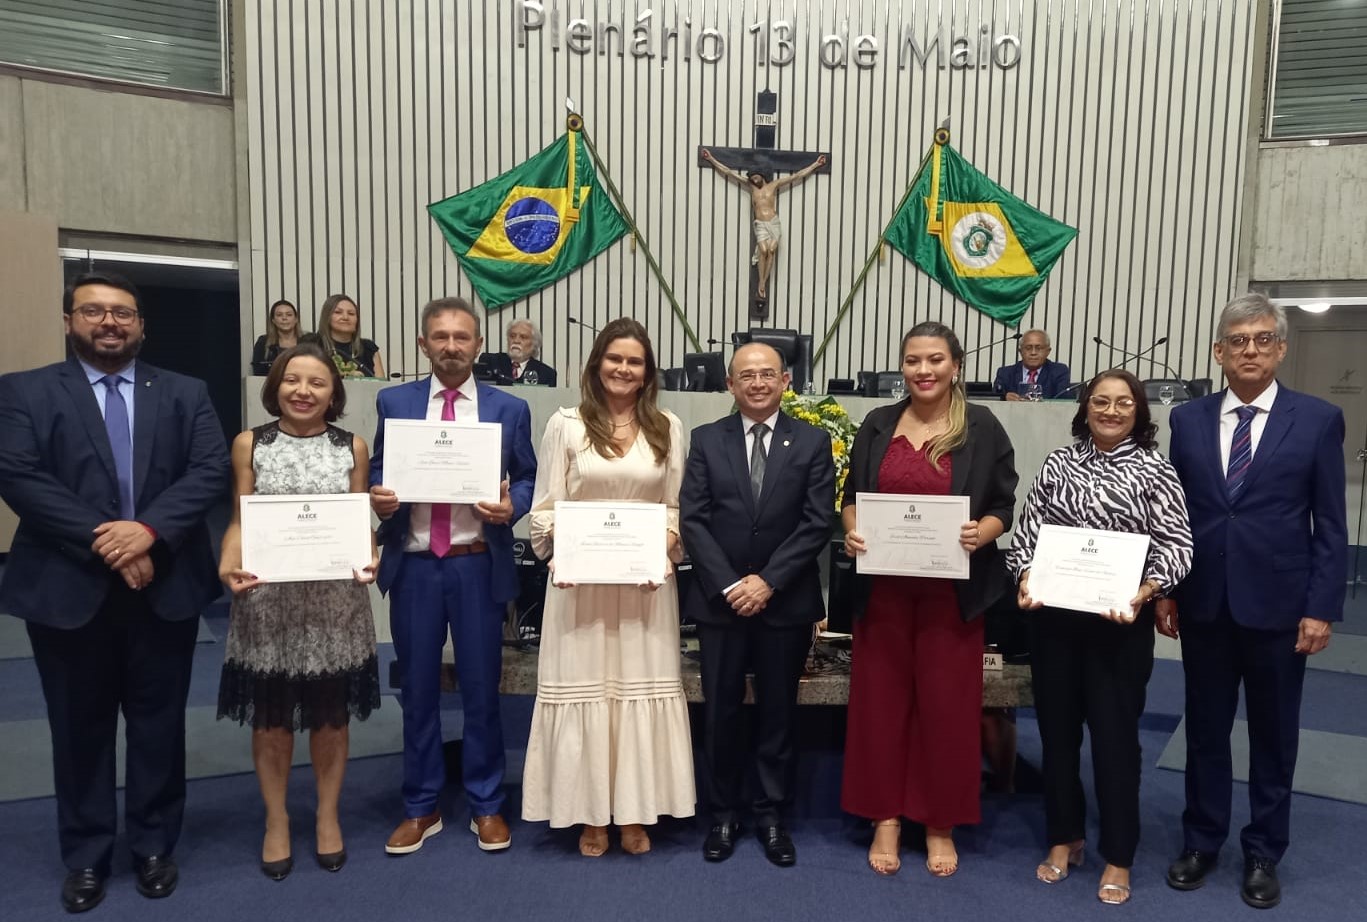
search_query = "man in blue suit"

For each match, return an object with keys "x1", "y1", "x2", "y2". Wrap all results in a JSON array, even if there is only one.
[
  {"x1": 680, "y1": 342, "x2": 834, "y2": 866},
  {"x1": 0, "y1": 272, "x2": 229, "y2": 913},
  {"x1": 993, "y1": 329, "x2": 1071, "y2": 399},
  {"x1": 368, "y1": 296, "x2": 536, "y2": 856},
  {"x1": 1157, "y1": 293, "x2": 1346, "y2": 910}
]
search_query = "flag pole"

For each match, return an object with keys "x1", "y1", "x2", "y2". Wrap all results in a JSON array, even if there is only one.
[
  {"x1": 572, "y1": 114, "x2": 702, "y2": 352},
  {"x1": 811, "y1": 124, "x2": 950, "y2": 367}
]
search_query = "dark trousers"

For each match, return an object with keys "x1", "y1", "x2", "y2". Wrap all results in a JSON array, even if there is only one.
[
  {"x1": 389, "y1": 552, "x2": 506, "y2": 818},
  {"x1": 697, "y1": 619, "x2": 812, "y2": 826},
  {"x1": 1179, "y1": 607, "x2": 1305, "y2": 862},
  {"x1": 1030, "y1": 605, "x2": 1155, "y2": 868},
  {"x1": 26, "y1": 586, "x2": 199, "y2": 872}
]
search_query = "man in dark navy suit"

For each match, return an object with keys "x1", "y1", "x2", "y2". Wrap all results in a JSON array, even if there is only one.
[
  {"x1": 368, "y1": 297, "x2": 536, "y2": 856},
  {"x1": 1158, "y1": 293, "x2": 1346, "y2": 910},
  {"x1": 992, "y1": 329, "x2": 1071, "y2": 399},
  {"x1": 0, "y1": 272, "x2": 229, "y2": 913},
  {"x1": 680, "y1": 342, "x2": 835, "y2": 866}
]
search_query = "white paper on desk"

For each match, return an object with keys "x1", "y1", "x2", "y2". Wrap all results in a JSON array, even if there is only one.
[
  {"x1": 855, "y1": 492, "x2": 971, "y2": 579},
  {"x1": 1027, "y1": 524, "x2": 1151, "y2": 615},
  {"x1": 241, "y1": 493, "x2": 372, "y2": 583},
  {"x1": 552, "y1": 501, "x2": 668, "y2": 585},
  {"x1": 381, "y1": 419, "x2": 501, "y2": 504}
]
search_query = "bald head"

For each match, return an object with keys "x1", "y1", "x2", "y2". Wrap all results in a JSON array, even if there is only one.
[{"x1": 728, "y1": 342, "x2": 790, "y2": 419}]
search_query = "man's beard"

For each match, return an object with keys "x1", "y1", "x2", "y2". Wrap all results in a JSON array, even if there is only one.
[
  {"x1": 508, "y1": 347, "x2": 531, "y2": 363},
  {"x1": 68, "y1": 330, "x2": 143, "y2": 368}
]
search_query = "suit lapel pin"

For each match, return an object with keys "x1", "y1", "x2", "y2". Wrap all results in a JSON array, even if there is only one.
[
  {"x1": 783, "y1": 440, "x2": 790, "y2": 447},
  {"x1": 144, "y1": 381, "x2": 151, "y2": 387}
]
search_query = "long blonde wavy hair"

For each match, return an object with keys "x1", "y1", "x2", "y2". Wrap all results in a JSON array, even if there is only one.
[{"x1": 902, "y1": 320, "x2": 967, "y2": 467}]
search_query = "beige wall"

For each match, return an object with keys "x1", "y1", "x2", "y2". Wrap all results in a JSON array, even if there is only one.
[
  {"x1": 1251, "y1": 145, "x2": 1367, "y2": 282},
  {"x1": 0, "y1": 74, "x2": 236, "y2": 242}
]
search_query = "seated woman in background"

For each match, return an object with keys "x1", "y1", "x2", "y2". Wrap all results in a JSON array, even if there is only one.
[
  {"x1": 250, "y1": 299, "x2": 300, "y2": 375},
  {"x1": 217, "y1": 342, "x2": 382, "y2": 881},
  {"x1": 318, "y1": 293, "x2": 386, "y2": 378},
  {"x1": 1006, "y1": 369, "x2": 1193, "y2": 906}
]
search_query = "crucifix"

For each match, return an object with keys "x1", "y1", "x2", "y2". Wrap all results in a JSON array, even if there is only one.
[{"x1": 699, "y1": 90, "x2": 830, "y2": 320}]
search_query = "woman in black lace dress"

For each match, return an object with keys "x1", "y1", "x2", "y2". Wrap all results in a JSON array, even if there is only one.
[{"x1": 217, "y1": 343, "x2": 380, "y2": 880}]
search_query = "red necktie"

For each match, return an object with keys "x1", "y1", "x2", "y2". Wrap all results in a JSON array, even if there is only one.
[
  {"x1": 512, "y1": 361, "x2": 521, "y2": 379},
  {"x1": 1027, "y1": 368, "x2": 1038, "y2": 384},
  {"x1": 428, "y1": 388, "x2": 461, "y2": 556}
]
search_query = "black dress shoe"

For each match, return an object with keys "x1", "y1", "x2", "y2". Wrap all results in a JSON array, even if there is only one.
[
  {"x1": 757, "y1": 824, "x2": 796, "y2": 867},
  {"x1": 702, "y1": 822, "x2": 741, "y2": 862},
  {"x1": 61, "y1": 868, "x2": 107, "y2": 914},
  {"x1": 1167, "y1": 849, "x2": 1217, "y2": 890},
  {"x1": 261, "y1": 855, "x2": 293, "y2": 881},
  {"x1": 316, "y1": 848, "x2": 347, "y2": 872},
  {"x1": 1242, "y1": 856, "x2": 1281, "y2": 909},
  {"x1": 135, "y1": 855, "x2": 178, "y2": 899}
]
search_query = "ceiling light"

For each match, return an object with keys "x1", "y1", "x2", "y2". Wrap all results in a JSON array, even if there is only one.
[{"x1": 1298, "y1": 302, "x2": 1331, "y2": 314}]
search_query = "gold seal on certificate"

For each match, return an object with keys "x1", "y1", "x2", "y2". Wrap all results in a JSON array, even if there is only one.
[
  {"x1": 240, "y1": 493, "x2": 372, "y2": 582},
  {"x1": 552, "y1": 501, "x2": 668, "y2": 585},
  {"x1": 855, "y1": 492, "x2": 971, "y2": 579},
  {"x1": 1027, "y1": 524, "x2": 1151, "y2": 614},
  {"x1": 381, "y1": 419, "x2": 502, "y2": 504}
]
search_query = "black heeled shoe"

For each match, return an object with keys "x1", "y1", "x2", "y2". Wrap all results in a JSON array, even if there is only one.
[
  {"x1": 316, "y1": 849, "x2": 347, "y2": 872},
  {"x1": 260, "y1": 855, "x2": 293, "y2": 881}
]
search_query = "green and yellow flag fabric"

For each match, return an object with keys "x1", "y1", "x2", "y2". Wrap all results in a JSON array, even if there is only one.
[
  {"x1": 428, "y1": 129, "x2": 629, "y2": 309},
  {"x1": 884, "y1": 139, "x2": 1077, "y2": 327}
]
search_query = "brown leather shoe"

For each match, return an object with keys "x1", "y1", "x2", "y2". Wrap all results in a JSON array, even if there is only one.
[
  {"x1": 469, "y1": 814, "x2": 511, "y2": 852},
  {"x1": 385, "y1": 812, "x2": 443, "y2": 855}
]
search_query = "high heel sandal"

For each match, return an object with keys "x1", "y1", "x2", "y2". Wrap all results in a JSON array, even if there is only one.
[
  {"x1": 1036, "y1": 841, "x2": 1085, "y2": 884},
  {"x1": 867, "y1": 819, "x2": 901, "y2": 876},
  {"x1": 925, "y1": 830, "x2": 959, "y2": 878},
  {"x1": 579, "y1": 825, "x2": 609, "y2": 858},
  {"x1": 619, "y1": 824, "x2": 651, "y2": 855}
]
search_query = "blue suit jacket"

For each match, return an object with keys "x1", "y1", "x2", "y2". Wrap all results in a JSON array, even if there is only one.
[
  {"x1": 0, "y1": 358, "x2": 230, "y2": 628},
  {"x1": 1168, "y1": 385, "x2": 1347, "y2": 630},
  {"x1": 992, "y1": 359, "x2": 1071, "y2": 399},
  {"x1": 680, "y1": 412, "x2": 835, "y2": 627},
  {"x1": 369, "y1": 378, "x2": 537, "y2": 603}
]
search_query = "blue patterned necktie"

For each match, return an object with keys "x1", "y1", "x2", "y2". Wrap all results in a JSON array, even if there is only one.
[
  {"x1": 101, "y1": 374, "x2": 135, "y2": 519},
  {"x1": 1225, "y1": 405, "x2": 1257, "y2": 500}
]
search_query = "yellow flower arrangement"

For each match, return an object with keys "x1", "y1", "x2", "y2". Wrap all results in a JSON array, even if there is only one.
[{"x1": 780, "y1": 389, "x2": 859, "y2": 512}]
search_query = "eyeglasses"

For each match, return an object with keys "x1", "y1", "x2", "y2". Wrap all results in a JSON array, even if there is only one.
[
  {"x1": 1088, "y1": 396, "x2": 1137, "y2": 412},
  {"x1": 1221, "y1": 332, "x2": 1280, "y2": 352},
  {"x1": 74, "y1": 305, "x2": 139, "y2": 324},
  {"x1": 1020, "y1": 344, "x2": 1050, "y2": 352},
  {"x1": 734, "y1": 370, "x2": 782, "y2": 384}
]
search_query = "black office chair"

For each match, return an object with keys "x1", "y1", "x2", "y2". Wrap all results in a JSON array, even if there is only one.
[
  {"x1": 660, "y1": 368, "x2": 686, "y2": 392},
  {"x1": 1143, "y1": 379, "x2": 1192, "y2": 403},
  {"x1": 857, "y1": 371, "x2": 904, "y2": 398},
  {"x1": 964, "y1": 381, "x2": 996, "y2": 398},
  {"x1": 826, "y1": 378, "x2": 857, "y2": 395},
  {"x1": 731, "y1": 328, "x2": 813, "y2": 393},
  {"x1": 1187, "y1": 378, "x2": 1214, "y2": 399}
]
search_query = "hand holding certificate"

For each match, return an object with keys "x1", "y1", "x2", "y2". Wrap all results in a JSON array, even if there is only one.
[
  {"x1": 852, "y1": 492, "x2": 971, "y2": 579},
  {"x1": 552, "y1": 501, "x2": 668, "y2": 586},
  {"x1": 1022, "y1": 524, "x2": 1151, "y2": 620},
  {"x1": 381, "y1": 419, "x2": 501, "y2": 504},
  {"x1": 241, "y1": 493, "x2": 373, "y2": 583}
]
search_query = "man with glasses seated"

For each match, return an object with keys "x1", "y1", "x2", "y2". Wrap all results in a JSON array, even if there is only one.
[
  {"x1": 1158, "y1": 292, "x2": 1347, "y2": 910},
  {"x1": 993, "y1": 329, "x2": 1071, "y2": 400}
]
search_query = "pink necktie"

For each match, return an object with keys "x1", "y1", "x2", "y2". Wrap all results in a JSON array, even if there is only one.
[
  {"x1": 512, "y1": 361, "x2": 521, "y2": 379},
  {"x1": 1027, "y1": 367, "x2": 1038, "y2": 384},
  {"x1": 428, "y1": 388, "x2": 460, "y2": 557}
]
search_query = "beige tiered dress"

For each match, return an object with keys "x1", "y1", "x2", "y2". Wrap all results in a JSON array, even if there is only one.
[{"x1": 520, "y1": 407, "x2": 695, "y2": 828}]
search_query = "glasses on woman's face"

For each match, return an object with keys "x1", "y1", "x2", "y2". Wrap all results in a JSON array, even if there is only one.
[
  {"x1": 1088, "y1": 396, "x2": 1136, "y2": 412},
  {"x1": 1221, "y1": 331, "x2": 1280, "y2": 352}
]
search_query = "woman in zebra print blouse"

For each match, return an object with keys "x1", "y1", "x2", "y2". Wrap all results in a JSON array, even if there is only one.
[{"x1": 1006, "y1": 369, "x2": 1193, "y2": 905}]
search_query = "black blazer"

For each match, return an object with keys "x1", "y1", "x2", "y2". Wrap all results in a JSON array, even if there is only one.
[
  {"x1": 842, "y1": 399, "x2": 1018, "y2": 622},
  {"x1": 680, "y1": 411, "x2": 836, "y2": 627},
  {"x1": 250, "y1": 336, "x2": 284, "y2": 376},
  {"x1": 484, "y1": 352, "x2": 558, "y2": 387},
  {"x1": 0, "y1": 358, "x2": 231, "y2": 628}
]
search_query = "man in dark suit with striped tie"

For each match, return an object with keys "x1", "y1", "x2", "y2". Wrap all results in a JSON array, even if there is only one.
[
  {"x1": 1158, "y1": 293, "x2": 1347, "y2": 910},
  {"x1": 0, "y1": 272, "x2": 230, "y2": 912}
]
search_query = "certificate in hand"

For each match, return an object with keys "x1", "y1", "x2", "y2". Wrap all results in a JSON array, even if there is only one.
[
  {"x1": 381, "y1": 419, "x2": 502, "y2": 504},
  {"x1": 855, "y1": 492, "x2": 971, "y2": 579},
  {"x1": 1027, "y1": 524, "x2": 1151, "y2": 615},
  {"x1": 241, "y1": 493, "x2": 372, "y2": 583},
  {"x1": 552, "y1": 501, "x2": 668, "y2": 585}
]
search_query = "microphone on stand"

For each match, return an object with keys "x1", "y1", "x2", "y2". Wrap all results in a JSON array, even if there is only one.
[
  {"x1": 567, "y1": 315, "x2": 600, "y2": 334},
  {"x1": 1092, "y1": 335, "x2": 1192, "y2": 395},
  {"x1": 388, "y1": 370, "x2": 428, "y2": 379},
  {"x1": 964, "y1": 331, "x2": 1023, "y2": 357},
  {"x1": 705, "y1": 338, "x2": 727, "y2": 348}
]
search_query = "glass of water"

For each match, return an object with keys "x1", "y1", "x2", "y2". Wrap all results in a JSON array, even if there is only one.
[
  {"x1": 890, "y1": 378, "x2": 907, "y2": 400},
  {"x1": 523, "y1": 369, "x2": 539, "y2": 386},
  {"x1": 1024, "y1": 382, "x2": 1044, "y2": 402},
  {"x1": 1158, "y1": 384, "x2": 1175, "y2": 405}
]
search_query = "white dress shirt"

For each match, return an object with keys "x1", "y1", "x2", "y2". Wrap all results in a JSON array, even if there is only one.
[
  {"x1": 403, "y1": 374, "x2": 485, "y2": 552},
  {"x1": 743, "y1": 410, "x2": 779, "y2": 459},
  {"x1": 1218, "y1": 379, "x2": 1278, "y2": 473}
]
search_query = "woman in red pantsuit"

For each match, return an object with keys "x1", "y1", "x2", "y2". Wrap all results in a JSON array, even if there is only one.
[{"x1": 841, "y1": 322, "x2": 1018, "y2": 877}]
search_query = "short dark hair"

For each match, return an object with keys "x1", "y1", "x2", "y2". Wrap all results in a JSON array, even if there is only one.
[
  {"x1": 1070, "y1": 368, "x2": 1156, "y2": 449},
  {"x1": 421, "y1": 296, "x2": 482, "y2": 337},
  {"x1": 260, "y1": 342, "x2": 347, "y2": 422},
  {"x1": 63, "y1": 271, "x2": 143, "y2": 314}
]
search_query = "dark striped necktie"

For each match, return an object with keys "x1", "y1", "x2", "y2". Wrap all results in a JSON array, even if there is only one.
[{"x1": 1225, "y1": 405, "x2": 1258, "y2": 499}]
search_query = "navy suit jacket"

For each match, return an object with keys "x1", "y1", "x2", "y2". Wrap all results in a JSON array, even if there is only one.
[
  {"x1": 1168, "y1": 385, "x2": 1347, "y2": 630},
  {"x1": 992, "y1": 359, "x2": 1071, "y2": 399},
  {"x1": 680, "y1": 412, "x2": 835, "y2": 627},
  {"x1": 368, "y1": 377, "x2": 537, "y2": 603},
  {"x1": 0, "y1": 358, "x2": 230, "y2": 628}
]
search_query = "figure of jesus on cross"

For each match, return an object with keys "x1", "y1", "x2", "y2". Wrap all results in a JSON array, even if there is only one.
[{"x1": 701, "y1": 148, "x2": 827, "y2": 303}]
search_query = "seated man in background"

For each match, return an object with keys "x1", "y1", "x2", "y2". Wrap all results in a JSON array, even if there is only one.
[
  {"x1": 482, "y1": 319, "x2": 557, "y2": 386},
  {"x1": 993, "y1": 329, "x2": 1070, "y2": 400}
]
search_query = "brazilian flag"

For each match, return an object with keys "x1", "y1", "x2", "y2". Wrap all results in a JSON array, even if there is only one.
[
  {"x1": 429, "y1": 128, "x2": 629, "y2": 309},
  {"x1": 884, "y1": 138, "x2": 1077, "y2": 327}
]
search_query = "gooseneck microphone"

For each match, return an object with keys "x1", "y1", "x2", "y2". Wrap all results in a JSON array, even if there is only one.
[
  {"x1": 963, "y1": 331, "x2": 1023, "y2": 357},
  {"x1": 567, "y1": 315, "x2": 600, "y2": 335},
  {"x1": 1093, "y1": 335, "x2": 1192, "y2": 393}
]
